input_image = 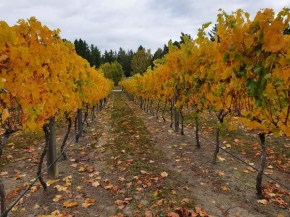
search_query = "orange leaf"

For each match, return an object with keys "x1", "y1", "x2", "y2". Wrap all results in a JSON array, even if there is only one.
[{"x1": 63, "y1": 200, "x2": 78, "y2": 207}]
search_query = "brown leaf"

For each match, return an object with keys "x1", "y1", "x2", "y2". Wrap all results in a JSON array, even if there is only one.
[
  {"x1": 115, "y1": 200, "x2": 124, "y2": 205},
  {"x1": 118, "y1": 177, "x2": 125, "y2": 182},
  {"x1": 157, "y1": 199, "x2": 163, "y2": 206},
  {"x1": 181, "y1": 198, "x2": 189, "y2": 204},
  {"x1": 70, "y1": 163, "x2": 78, "y2": 168}
]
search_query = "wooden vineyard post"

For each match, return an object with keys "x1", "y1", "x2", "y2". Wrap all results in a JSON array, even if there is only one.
[{"x1": 47, "y1": 117, "x2": 59, "y2": 178}]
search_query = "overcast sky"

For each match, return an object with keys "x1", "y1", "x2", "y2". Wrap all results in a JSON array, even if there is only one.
[{"x1": 1, "y1": 0, "x2": 289, "y2": 53}]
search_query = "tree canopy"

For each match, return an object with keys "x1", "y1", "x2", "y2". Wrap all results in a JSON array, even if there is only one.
[
  {"x1": 131, "y1": 47, "x2": 152, "y2": 75},
  {"x1": 99, "y1": 61, "x2": 124, "y2": 85}
]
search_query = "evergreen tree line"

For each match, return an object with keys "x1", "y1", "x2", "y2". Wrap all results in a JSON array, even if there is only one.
[{"x1": 73, "y1": 33, "x2": 191, "y2": 80}]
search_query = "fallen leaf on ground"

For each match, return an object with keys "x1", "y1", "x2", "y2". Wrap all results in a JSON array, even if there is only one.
[
  {"x1": 78, "y1": 167, "x2": 85, "y2": 172},
  {"x1": 104, "y1": 182, "x2": 113, "y2": 190},
  {"x1": 47, "y1": 179, "x2": 60, "y2": 186},
  {"x1": 82, "y1": 198, "x2": 96, "y2": 208},
  {"x1": 33, "y1": 204, "x2": 40, "y2": 209},
  {"x1": 161, "y1": 172, "x2": 168, "y2": 178},
  {"x1": 181, "y1": 198, "x2": 189, "y2": 204},
  {"x1": 54, "y1": 185, "x2": 67, "y2": 192},
  {"x1": 63, "y1": 200, "x2": 78, "y2": 208},
  {"x1": 221, "y1": 186, "x2": 228, "y2": 191},
  {"x1": 53, "y1": 195, "x2": 64, "y2": 202},
  {"x1": 76, "y1": 185, "x2": 85, "y2": 190},
  {"x1": 92, "y1": 181, "x2": 100, "y2": 188},
  {"x1": 70, "y1": 163, "x2": 78, "y2": 168},
  {"x1": 217, "y1": 155, "x2": 226, "y2": 162},
  {"x1": 118, "y1": 177, "x2": 125, "y2": 182},
  {"x1": 257, "y1": 199, "x2": 268, "y2": 205}
]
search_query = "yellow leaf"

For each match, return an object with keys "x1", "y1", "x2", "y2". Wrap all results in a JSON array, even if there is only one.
[
  {"x1": 53, "y1": 195, "x2": 64, "y2": 202},
  {"x1": 1, "y1": 109, "x2": 9, "y2": 122},
  {"x1": 82, "y1": 198, "x2": 95, "y2": 208},
  {"x1": 54, "y1": 185, "x2": 67, "y2": 192},
  {"x1": 161, "y1": 172, "x2": 168, "y2": 178},
  {"x1": 63, "y1": 200, "x2": 78, "y2": 208},
  {"x1": 34, "y1": 204, "x2": 40, "y2": 209},
  {"x1": 171, "y1": 190, "x2": 177, "y2": 195},
  {"x1": 78, "y1": 167, "x2": 85, "y2": 172},
  {"x1": 30, "y1": 186, "x2": 39, "y2": 193},
  {"x1": 217, "y1": 172, "x2": 224, "y2": 176},
  {"x1": 257, "y1": 199, "x2": 268, "y2": 205},
  {"x1": 62, "y1": 175, "x2": 72, "y2": 182},
  {"x1": 76, "y1": 185, "x2": 84, "y2": 190},
  {"x1": 104, "y1": 182, "x2": 113, "y2": 190},
  {"x1": 47, "y1": 179, "x2": 60, "y2": 186},
  {"x1": 221, "y1": 186, "x2": 228, "y2": 191},
  {"x1": 92, "y1": 181, "x2": 100, "y2": 188},
  {"x1": 217, "y1": 155, "x2": 226, "y2": 162}
]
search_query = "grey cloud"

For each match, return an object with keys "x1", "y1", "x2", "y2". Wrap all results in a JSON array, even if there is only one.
[{"x1": 0, "y1": 0, "x2": 289, "y2": 53}]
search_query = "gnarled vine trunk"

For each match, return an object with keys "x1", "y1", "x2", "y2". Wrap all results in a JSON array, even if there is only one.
[
  {"x1": 61, "y1": 115, "x2": 72, "y2": 160},
  {"x1": 76, "y1": 109, "x2": 83, "y2": 143},
  {"x1": 156, "y1": 100, "x2": 161, "y2": 119},
  {"x1": 37, "y1": 123, "x2": 49, "y2": 191},
  {"x1": 180, "y1": 108, "x2": 184, "y2": 135},
  {"x1": 170, "y1": 100, "x2": 173, "y2": 128},
  {"x1": 195, "y1": 116, "x2": 200, "y2": 148},
  {"x1": 162, "y1": 102, "x2": 167, "y2": 122},
  {"x1": 174, "y1": 96, "x2": 179, "y2": 133},
  {"x1": 256, "y1": 133, "x2": 266, "y2": 198},
  {"x1": 0, "y1": 130, "x2": 14, "y2": 157}
]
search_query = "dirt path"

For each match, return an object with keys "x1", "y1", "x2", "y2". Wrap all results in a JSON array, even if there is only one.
[
  {"x1": 125, "y1": 94, "x2": 290, "y2": 217},
  {"x1": 0, "y1": 92, "x2": 289, "y2": 217}
]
